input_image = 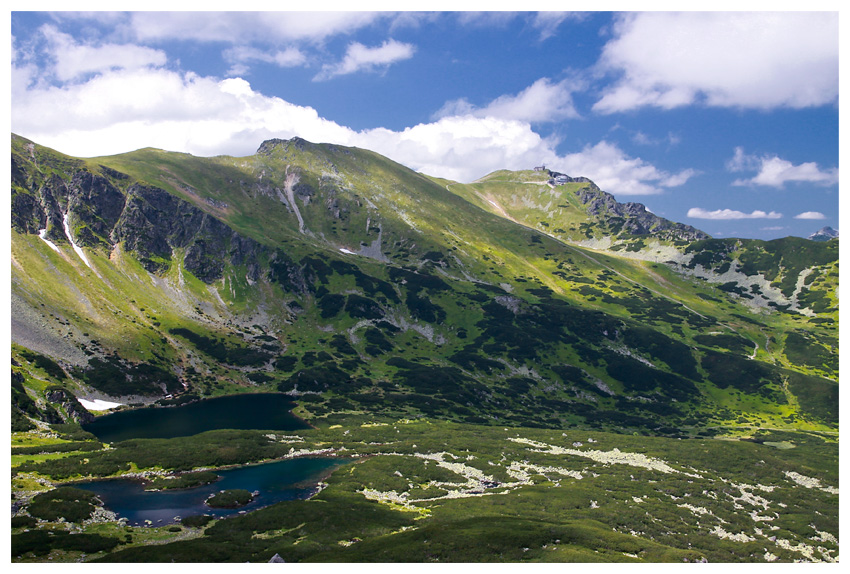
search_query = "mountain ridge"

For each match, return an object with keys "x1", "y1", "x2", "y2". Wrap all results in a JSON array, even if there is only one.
[{"x1": 11, "y1": 133, "x2": 838, "y2": 436}]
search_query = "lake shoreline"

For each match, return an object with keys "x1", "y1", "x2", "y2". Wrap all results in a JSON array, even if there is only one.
[
  {"x1": 82, "y1": 392, "x2": 310, "y2": 443},
  {"x1": 72, "y1": 455, "x2": 352, "y2": 527}
]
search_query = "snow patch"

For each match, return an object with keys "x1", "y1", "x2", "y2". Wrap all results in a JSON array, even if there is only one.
[
  {"x1": 38, "y1": 229, "x2": 61, "y2": 253},
  {"x1": 63, "y1": 212, "x2": 92, "y2": 269},
  {"x1": 77, "y1": 398, "x2": 124, "y2": 411}
]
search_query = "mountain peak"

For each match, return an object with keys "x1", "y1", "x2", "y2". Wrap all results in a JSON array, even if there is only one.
[
  {"x1": 808, "y1": 226, "x2": 838, "y2": 242},
  {"x1": 256, "y1": 136, "x2": 314, "y2": 155}
]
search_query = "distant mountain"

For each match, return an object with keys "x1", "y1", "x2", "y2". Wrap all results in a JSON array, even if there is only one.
[
  {"x1": 808, "y1": 226, "x2": 838, "y2": 242},
  {"x1": 10, "y1": 133, "x2": 838, "y2": 437}
]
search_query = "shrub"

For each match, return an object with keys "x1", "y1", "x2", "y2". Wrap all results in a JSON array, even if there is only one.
[
  {"x1": 19, "y1": 350, "x2": 67, "y2": 380},
  {"x1": 11, "y1": 516, "x2": 38, "y2": 529},
  {"x1": 27, "y1": 487, "x2": 100, "y2": 523},
  {"x1": 206, "y1": 489, "x2": 254, "y2": 509},
  {"x1": 181, "y1": 515, "x2": 215, "y2": 528},
  {"x1": 12, "y1": 530, "x2": 119, "y2": 557}
]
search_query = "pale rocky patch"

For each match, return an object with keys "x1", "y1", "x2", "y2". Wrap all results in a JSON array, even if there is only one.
[
  {"x1": 783, "y1": 471, "x2": 838, "y2": 494},
  {"x1": 508, "y1": 437, "x2": 679, "y2": 473}
]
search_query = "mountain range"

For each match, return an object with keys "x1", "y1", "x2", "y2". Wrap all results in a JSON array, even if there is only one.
[
  {"x1": 11, "y1": 132, "x2": 838, "y2": 432},
  {"x1": 10, "y1": 133, "x2": 839, "y2": 563}
]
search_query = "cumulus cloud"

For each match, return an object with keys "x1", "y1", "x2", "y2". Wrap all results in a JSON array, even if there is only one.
[
  {"x1": 728, "y1": 147, "x2": 838, "y2": 188},
  {"x1": 552, "y1": 141, "x2": 697, "y2": 195},
  {"x1": 362, "y1": 115, "x2": 557, "y2": 183},
  {"x1": 594, "y1": 12, "x2": 838, "y2": 113},
  {"x1": 687, "y1": 208, "x2": 782, "y2": 220},
  {"x1": 314, "y1": 39, "x2": 415, "y2": 80},
  {"x1": 38, "y1": 24, "x2": 167, "y2": 82},
  {"x1": 434, "y1": 78, "x2": 581, "y2": 123},
  {"x1": 794, "y1": 211, "x2": 826, "y2": 220},
  {"x1": 11, "y1": 62, "x2": 695, "y2": 191}
]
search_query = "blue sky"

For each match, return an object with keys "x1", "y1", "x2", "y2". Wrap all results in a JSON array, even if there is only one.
[{"x1": 10, "y1": 7, "x2": 841, "y2": 240}]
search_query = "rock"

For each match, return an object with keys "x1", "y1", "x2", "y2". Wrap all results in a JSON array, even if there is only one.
[
  {"x1": 574, "y1": 183, "x2": 708, "y2": 242},
  {"x1": 45, "y1": 388, "x2": 95, "y2": 424}
]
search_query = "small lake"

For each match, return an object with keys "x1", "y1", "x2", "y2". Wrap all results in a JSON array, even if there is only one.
[
  {"x1": 82, "y1": 393, "x2": 309, "y2": 443},
  {"x1": 75, "y1": 457, "x2": 347, "y2": 526}
]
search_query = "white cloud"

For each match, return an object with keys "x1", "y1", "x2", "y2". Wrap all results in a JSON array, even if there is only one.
[
  {"x1": 729, "y1": 148, "x2": 838, "y2": 188},
  {"x1": 456, "y1": 12, "x2": 519, "y2": 28},
  {"x1": 11, "y1": 66, "x2": 694, "y2": 190},
  {"x1": 687, "y1": 208, "x2": 782, "y2": 220},
  {"x1": 129, "y1": 11, "x2": 386, "y2": 44},
  {"x1": 435, "y1": 78, "x2": 580, "y2": 123},
  {"x1": 660, "y1": 168, "x2": 699, "y2": 188},
  {"x1": 631, "y1": 130, "x2": 682, "y2": 147},
  {"x1": 552, "y1": 141, "x2": 697, "y2": 195},
  {"x1": 794, "y1": 211, "x2": 826, "y2": 220},
  {"x1": 224, "y1": 46, "x2": 307, "y2": 76},
  {"x1": 531, "y1": 12, "x2": 586, "y2": 41},
  {"x1": 594, "y1": 12, "x2": 838, "y2": 113},
  {"x1": 631, "y1": 131, "x2": 653, "y2": 146},
  {"x1": 361, "y1": 115, "x2": 556, "y2": 183},
  {"x1": 726, "y1": 146, "x2": 760, "y2": 172},
  {"x1": 40, "y1": 24, "x2": 167, "y2": 82},
  {"x1": 314, "y1": 39, "x2": 415, "y2": 80},
  {"x1": 456, "y1": 11, "x2": 584, "y2": 40}
]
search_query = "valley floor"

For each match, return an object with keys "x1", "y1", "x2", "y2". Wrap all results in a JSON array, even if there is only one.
[{"x1": 11, "y1": 420, "x2": 839, "y2": 563}]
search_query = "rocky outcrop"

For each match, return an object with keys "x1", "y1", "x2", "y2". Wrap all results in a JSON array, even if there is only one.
[
  {"x1": 575, "y1": 183, "x2": 708, "y2": 242},
  {"x1": 256, "y1": 137, "x2": 313, "y2": 157},
  {"x1": 111, "y1": 183, "x2": 259, "y2": 281},
  {"x1": 67, "y1": 171, "x2": 127, "y2": 248},
  {"x1": 11, "y1": 158, "x2": 288, "y2": 286},
  {"x1": 548, "y1": 170, "x2": 593, "y2": 184},
  {"x1": 46, "y1": 387, "x2": 95, "y2": 425}
]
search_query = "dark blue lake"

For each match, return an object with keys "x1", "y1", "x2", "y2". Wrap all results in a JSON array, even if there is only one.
[
  {"x1": 82, "y1": 393, "x2": 309, "y2": 443},
  {"x1": 75, "y1": 457, "x2": 347, "y2": 526}
]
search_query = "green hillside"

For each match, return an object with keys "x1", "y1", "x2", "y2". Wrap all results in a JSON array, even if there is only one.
[{"x1": 10, "y1": 134, "x2": 838, "y2": 562}]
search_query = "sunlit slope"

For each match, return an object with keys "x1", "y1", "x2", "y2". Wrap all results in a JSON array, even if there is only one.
[{"x1": 441, "y1": 169, "x2": 707, "y2": 250}]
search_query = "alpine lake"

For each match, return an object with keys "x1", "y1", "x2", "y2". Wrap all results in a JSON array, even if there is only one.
[{"x1": 77, "y1": 393, "x2": 348, "y2": 526}]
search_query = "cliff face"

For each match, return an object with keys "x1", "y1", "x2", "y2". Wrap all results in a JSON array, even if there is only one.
[
  {"x1": 45, "y1": 388, "x2": 95, "y2": 425},
  {"x1": 11, "y1": 155, "x2": 290, "y2": 285}
]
